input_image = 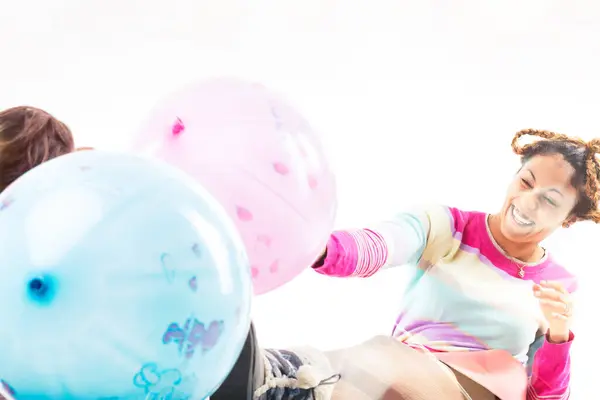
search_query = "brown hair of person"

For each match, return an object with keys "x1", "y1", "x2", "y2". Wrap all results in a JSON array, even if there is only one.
[
  {"x1": 0, "y1": 106, "x2": 74, "y2": 192},
  {"x1": 511, "y1": 128, "x2": 600, "y2": 227}
]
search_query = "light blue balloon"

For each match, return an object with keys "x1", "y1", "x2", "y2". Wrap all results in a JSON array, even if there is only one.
[{"x1": 0, "y1": 150, "x2": 252, "y2": 399}]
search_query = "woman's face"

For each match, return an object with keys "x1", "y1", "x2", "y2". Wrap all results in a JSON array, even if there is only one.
[{"x1": 500, "y1": 153, "x2": 579, "y2": 243}]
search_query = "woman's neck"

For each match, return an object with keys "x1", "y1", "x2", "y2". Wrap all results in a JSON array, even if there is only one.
[{"x1": 487, "y1": 214, "x2": 544, "y2": 263}]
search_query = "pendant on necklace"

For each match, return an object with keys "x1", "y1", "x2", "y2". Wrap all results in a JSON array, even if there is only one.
[{"x1": 518, "y1": 267, "x2": 525, "y2": 278}]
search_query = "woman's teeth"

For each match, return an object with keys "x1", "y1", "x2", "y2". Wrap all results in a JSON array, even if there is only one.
[{"x1": 511, "y1": 205, "x2": 534, "y2": 226}]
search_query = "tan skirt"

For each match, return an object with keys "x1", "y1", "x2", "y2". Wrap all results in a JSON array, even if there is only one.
[{"x1": 325, "y1": 336, "x2": 497, "y2": 400}]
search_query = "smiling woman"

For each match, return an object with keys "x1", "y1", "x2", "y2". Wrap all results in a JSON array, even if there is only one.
[
  {"x1": 306, "y1": 129, "x2": 599, "y2": 399},
  {"x1": 488, "y1": 130, "x2": 600, "y2": 278},
  {"x1": 212, "y1": 129, "x2": 600, "y2": 400},
  {"x1": 512, "y1": 129, "x2": 600, "y2": 229}
]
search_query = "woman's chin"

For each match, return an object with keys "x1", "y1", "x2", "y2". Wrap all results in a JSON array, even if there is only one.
[{"x1": 500, "y1": 219, "x2": 535, "y2": 243}]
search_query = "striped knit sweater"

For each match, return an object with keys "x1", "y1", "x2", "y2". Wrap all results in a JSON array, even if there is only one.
[{"x1": 314, "y1": 205, "x2": 575, "y2": 400}]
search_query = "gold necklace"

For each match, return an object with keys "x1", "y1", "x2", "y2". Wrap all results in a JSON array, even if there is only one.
[{"x1": 485, "y1": 215, "x2": 546, "y2": 279}]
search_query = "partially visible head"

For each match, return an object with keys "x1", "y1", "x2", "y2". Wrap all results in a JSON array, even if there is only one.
[
  {"x1": 0, "y1": 106, "x2": 74, "y2": 192},
  {"x1": 499, "y1": 128, "x2": 600, "y2": 243}
]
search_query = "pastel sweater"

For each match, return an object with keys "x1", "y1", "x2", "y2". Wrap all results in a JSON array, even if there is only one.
[{"x1": 314, "y1": 205, "x2": 576, "y2": 400}]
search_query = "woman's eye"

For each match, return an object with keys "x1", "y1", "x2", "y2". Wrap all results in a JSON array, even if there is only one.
[
  {"x1": 544, "y1": 197, "x2": 557, "y2": 207},
  {"x1": 520, "y1": 178, "x2": 533, "y2": 188}
]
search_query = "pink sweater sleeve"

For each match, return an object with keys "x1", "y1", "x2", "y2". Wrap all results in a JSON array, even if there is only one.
[
  {"x1": 312, "y1": 229, "x2": 389, "y2": 277},
  {"x1": 312, "y1": 210, "x2": 431, "y2": 277},
  {"x1": 527, "y1": 331, "x2": 573, "y2": 400}
]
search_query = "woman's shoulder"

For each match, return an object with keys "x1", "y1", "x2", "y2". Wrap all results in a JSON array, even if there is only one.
[
  {"x1": 419, "y1": 204, "x2": 485, "y2": 234},
  {"x1": 407, "y1": 204, "x2": 476, "y2": 222}
]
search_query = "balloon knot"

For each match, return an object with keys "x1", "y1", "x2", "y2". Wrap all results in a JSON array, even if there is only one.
[
  {"x1": 172, "y1": 117, "x2": 185, "y2": 136},
  {"x1": 26, "y1": 274, "x2": 56, "y2": 304}
]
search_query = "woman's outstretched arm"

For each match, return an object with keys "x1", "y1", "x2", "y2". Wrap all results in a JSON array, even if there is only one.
[{"x1": 313, "y1": 205, "x2": 461, "y2": 278}]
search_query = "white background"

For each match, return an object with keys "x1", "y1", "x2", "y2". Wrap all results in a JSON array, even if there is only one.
[{"x1": 2, "y1": 0, "x2": 599, "y2": 397}]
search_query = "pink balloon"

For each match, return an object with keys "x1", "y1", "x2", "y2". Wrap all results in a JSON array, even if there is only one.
[{"x1": 130, "y1": 78, "x2": 337, "y2": 295}]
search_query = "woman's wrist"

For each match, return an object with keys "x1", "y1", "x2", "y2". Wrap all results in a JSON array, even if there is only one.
[{"x1": 547, "y1": 331, "x2": 570, "y2": 344}]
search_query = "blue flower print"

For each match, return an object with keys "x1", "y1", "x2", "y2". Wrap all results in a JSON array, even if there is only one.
[{"x1": 133, "y1": 363, "x2": 192, "y2": 400}]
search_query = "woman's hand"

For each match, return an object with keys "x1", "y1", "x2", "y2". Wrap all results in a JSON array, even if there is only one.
[
  {"x1": 312, "y1": 247, "x2": 328, "y2": 269},
  {"x1": 533, "y1": 280, "x2": 573, "y2": 343}
]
